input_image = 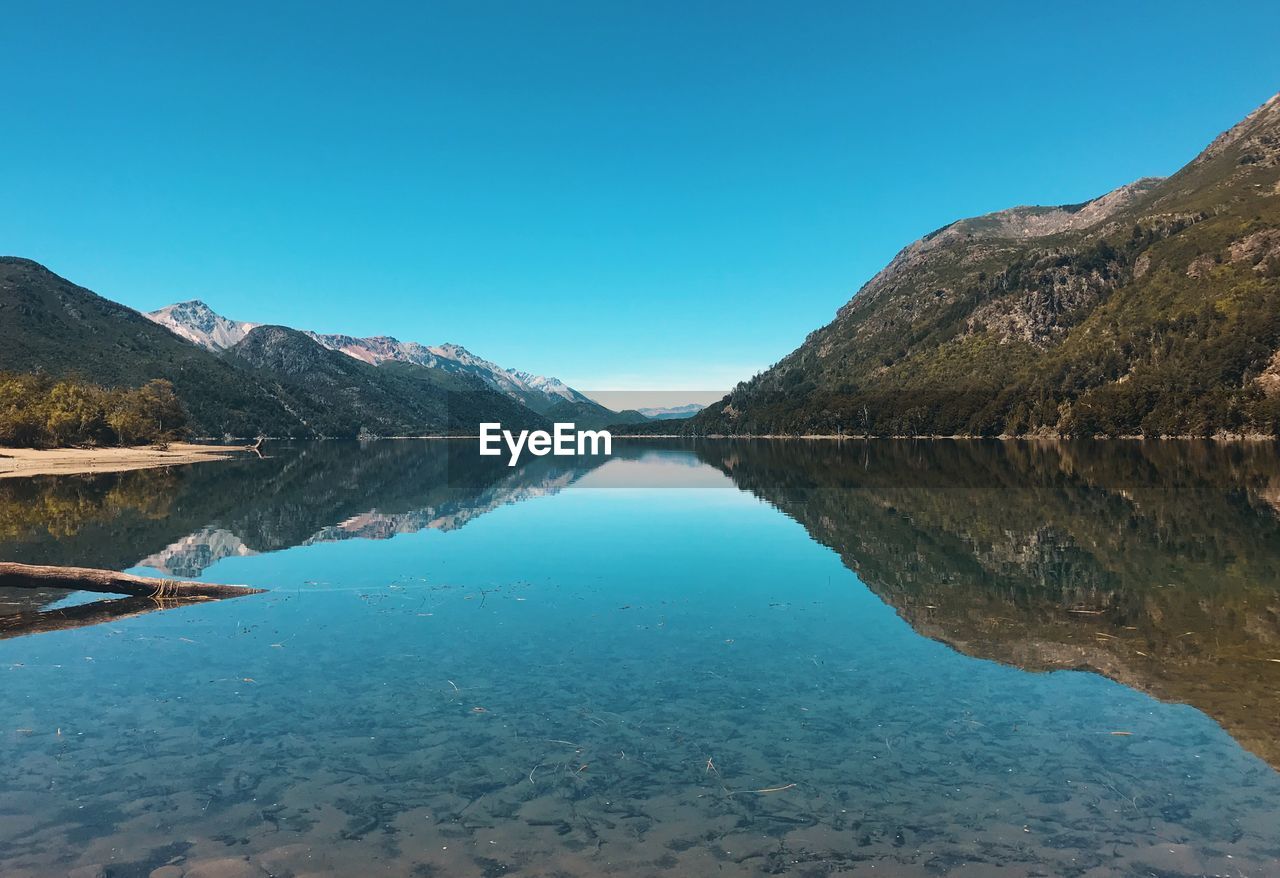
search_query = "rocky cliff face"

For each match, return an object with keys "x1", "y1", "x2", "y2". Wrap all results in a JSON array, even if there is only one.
[{"x1": 696, "y1": 91, "x2": 1280, "y2": 438}]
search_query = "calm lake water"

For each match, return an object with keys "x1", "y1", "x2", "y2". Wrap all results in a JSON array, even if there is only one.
[{"x1": 2, "y1": 439, "x2": 1279, "y2": 877}]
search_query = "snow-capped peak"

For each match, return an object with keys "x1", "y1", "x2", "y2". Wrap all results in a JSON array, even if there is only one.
[
  {"x1": 148, "y1": 300, "x2": 590, "y2": 412},
  {"x1": 510, "y1": 371, "x2": 592, "y2": 404},
  {"x1": 147, "y1": 300, "x2": 258, "y2": 351}
]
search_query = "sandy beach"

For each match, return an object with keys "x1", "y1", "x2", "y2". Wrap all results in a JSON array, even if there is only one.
[{"x1": 0, "y1": 443, "x2": 248, "y2": 479}]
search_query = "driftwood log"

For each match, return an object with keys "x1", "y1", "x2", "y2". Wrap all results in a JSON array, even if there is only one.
[{"x1": 0, "y1": 563, "x2": 265, "y2": 599}]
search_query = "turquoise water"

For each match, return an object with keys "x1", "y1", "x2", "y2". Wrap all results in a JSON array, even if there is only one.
[{"x1": 1, "y1": 440, "x2": 1279, "y2": 877}]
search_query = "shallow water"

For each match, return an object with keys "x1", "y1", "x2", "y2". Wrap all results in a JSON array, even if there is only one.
[{"x1": 1, "y1": 440, "x2": 1279, "y2": 877}]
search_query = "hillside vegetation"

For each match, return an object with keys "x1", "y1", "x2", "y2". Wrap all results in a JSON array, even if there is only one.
[
  {"x1": 0, "y1": 373, "x2": 187, "y2": 448},
  {"x1": 696, "y1": 92, "x2": 1280, "y2": 437}
]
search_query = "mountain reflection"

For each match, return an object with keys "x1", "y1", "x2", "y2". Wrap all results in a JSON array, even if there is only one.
[
  {"x1": 1, "y1": 438, "x2": 1278, "y2": 769},
  {"x1": 0, "y1": 440, "x2": 613, "y2": 579},
  {"x1": 692, "y1": 439, "x2": 1280, "y2": 771}
]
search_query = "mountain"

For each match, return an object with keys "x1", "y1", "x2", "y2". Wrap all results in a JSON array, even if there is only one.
[
  {"x1": 696, "y1": 91, "x2": 1280, "y2": 438},
  {"x1": 0, "y1": 258, "x2": 543, "y2": 438},
  {"x1": 147, "y1": 302, "x2": 596, "y2": 415},
  {"x1": 223, "y1": 325, "x2": 546, "y2": 437},
  {"x1": 0, "y1": 257, "x2": 307, "y2": 437},
  {"x1": 147, "y1": 300, "x2": 258, "y2": 350},
  {"x1": 417, "y1": 344, "x2": 593, "y2": 414},
  {"x1": 637, "y1": 403, "x2": 706, "y2": 420}
]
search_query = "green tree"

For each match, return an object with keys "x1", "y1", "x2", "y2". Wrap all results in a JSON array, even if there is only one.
[{"x1": 0, "y1": 372, "x2": 190, "y2": 448}]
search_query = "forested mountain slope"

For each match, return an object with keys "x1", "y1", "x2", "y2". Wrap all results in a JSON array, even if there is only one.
[{"x1": 696, "y1": 92, "x2": 1280, "y2": 437}]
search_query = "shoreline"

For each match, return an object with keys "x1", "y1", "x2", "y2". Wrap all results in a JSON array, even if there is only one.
[
  {"x1": 0, "y1": 443, "x2": 250, "y2": 479},
  {"x1": 197, "y1": 433, "x2": 1280, "y2": 442},
  {"x1": 608, "y1": 432, "x2": 1280, "y2": 441},
  {"x1": 606, "y1": 437, "x2": 1280, "y2": 442}
]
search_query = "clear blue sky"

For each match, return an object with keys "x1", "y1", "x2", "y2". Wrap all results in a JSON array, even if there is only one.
[{"x1": 3, "y1": 2, "x2": 1277, "y2": 392}]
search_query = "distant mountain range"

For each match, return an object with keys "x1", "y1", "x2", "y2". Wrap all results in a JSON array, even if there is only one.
[
  {"x1": 636, "y1": 403, "x2": 706, "y2": 420},
  {"x1": 694, "y1": 90, "x2": 1280, "y2": 438},
  {"x1": 0, "y1": 260, "x2": 644, "y2": 437},
  {"x1": 147, "y1": 300, "x2": 597, "y2": 415}
]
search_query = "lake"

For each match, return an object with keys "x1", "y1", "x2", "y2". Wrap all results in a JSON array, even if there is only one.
[{"x1": 1, "y1": 439, "x2": 1279, "y2": 877}]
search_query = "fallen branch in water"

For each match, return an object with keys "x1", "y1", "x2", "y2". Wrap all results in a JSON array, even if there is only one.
[{"x1": 0, "y1": 563, "x2": 265, "y2": 599}]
